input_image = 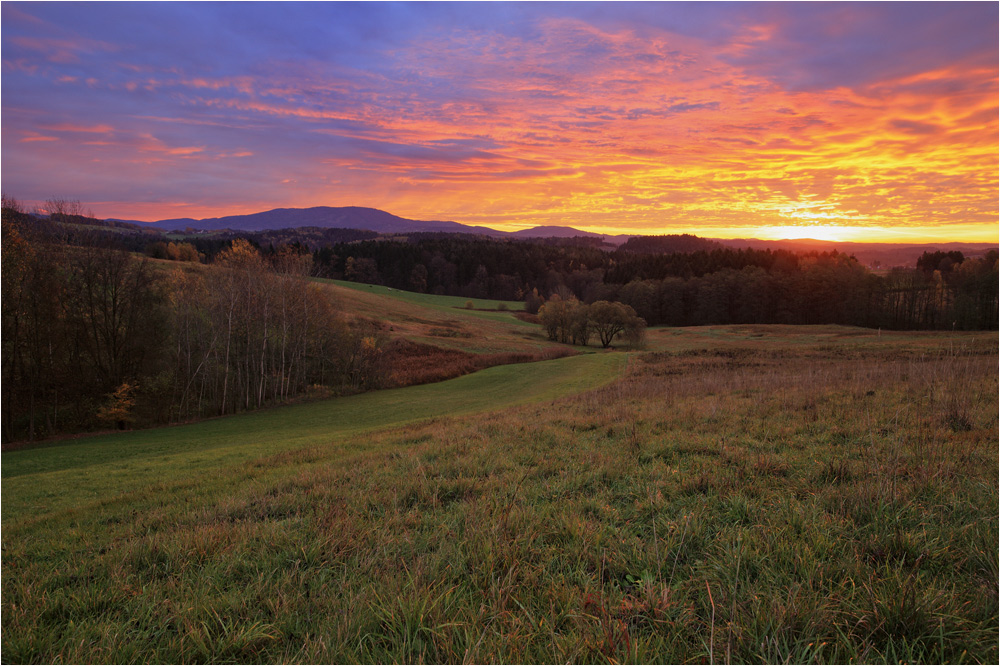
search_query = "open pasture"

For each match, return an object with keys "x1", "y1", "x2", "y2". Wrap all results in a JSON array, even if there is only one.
[
  {"x1": 317, "y1": 278, "x2": 584, "y2": 387},
  {"x1": 2, "y1": 328, "x2": 997, "y2": 663},
  {"x1": 318, "y1": 279, "x2": 543, "y2": 356}
]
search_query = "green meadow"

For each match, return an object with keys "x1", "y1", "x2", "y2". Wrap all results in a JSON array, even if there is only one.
[
  {"x1": 2, "y1": 320, "x2": 997, "y2": 663},
  {"x1": 2, "y1": 352, "x2": 621, "y2": 521}
]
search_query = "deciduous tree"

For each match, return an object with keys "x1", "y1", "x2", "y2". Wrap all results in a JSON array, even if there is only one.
[{"x1": 588, "y1": 301, "x2": 645, "y2": 348}]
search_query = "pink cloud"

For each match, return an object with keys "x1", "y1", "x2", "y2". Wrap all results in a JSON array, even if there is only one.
[
  {"x1": 41, "y1": 123, "x2": 115, "y2": 134},
  {"x1": 6, "y1": 35, "x2": 116, "y2": 64}
]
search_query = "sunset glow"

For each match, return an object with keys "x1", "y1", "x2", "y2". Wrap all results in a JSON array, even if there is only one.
[{"x1": 2, "y1": 2, "x2": 997, "y2": 242}]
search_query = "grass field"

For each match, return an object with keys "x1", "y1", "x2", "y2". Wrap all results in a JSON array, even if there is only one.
[
  {"x1": 1, "y1": 352, "x2": 622, "y2": 522},
  {"x1": 317, "y1": 279, "x2": 546, "y2": 356},
  {"x1": 324, "y1": 279, "x2": 526, "y2": 314},
  {"x1": 2, "y1": 326, "x2": 997, "y2": 663}
]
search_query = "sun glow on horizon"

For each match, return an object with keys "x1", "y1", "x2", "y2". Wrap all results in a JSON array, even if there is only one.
[
  {"x1": 558, "y1": 223, "x2": 999, "y2": 245},
  {"x1": 727, "y1": 225, "x2": 856, "y2": 243},
  {"x1": 702, "y1": 224, "x2": 1000, "y2": 245}
]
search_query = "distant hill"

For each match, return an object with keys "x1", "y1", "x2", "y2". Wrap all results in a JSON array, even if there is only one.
[
  {"x1": 138, "y1": 206, "x2": 635, "y2": 244},
  {"x1": 510, "y1": 225, "x2": 599, "y2": 239},
  {"x1": 150, "y1": 206, "x2": 505, "y2": 235}
]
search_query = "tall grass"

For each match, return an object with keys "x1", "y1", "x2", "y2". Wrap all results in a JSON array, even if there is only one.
[{"x1": 2, "y1": 331, "x2": 996, "y2": 663}]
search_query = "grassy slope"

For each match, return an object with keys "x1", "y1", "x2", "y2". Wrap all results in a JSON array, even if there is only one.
[
  {"x1": 150, "y1": 265, "x2": 551, "y2": 357},
  {"x1": 318, "y1": 279, "x2": 545, "y2": 355},
  {"x1": 325, "y1": 279, "x2": 525, "y2": 314},
  {"x1": 2, "y1": 352, "x2": 622, "y2": 522},
  {"x1": 2, "y1": 325, "x2": 997, "y2": 663}
]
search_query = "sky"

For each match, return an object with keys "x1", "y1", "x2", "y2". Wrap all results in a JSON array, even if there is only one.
[{"x1": 2, "y1": 1, "x2": 997, "y2": 242}]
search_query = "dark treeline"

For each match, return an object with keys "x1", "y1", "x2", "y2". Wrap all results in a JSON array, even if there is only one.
[
  {"x1": 314, "y1": 234, "x2": 609, "y2": 300},
  {"x1": 0, "y1": 206, "x2": 382, "y2": 261},
  {"x1": 6, "y1": 198, "x2": 997, "y2": 335},
  {"x1": 617, "y1": 233, "x2": 722, "y2": 254},
  {"x1": 317, "y1": 235, "x2": 998, "y2": 331},
  {"x1": 2, "y1": 201, "x2": 386, "y2": 444},
  {"x1": 168, "y1": 227, "x2": 379, "y2": 262}
]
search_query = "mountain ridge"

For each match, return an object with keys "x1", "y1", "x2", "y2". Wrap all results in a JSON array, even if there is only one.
[
  {"x1": 117, "y1": 205, "x2": 996, "y2": 267},
  {"x1": 148, "y1": 206, "x2": 502, "y2": 235},
  {"x1": 124, "y1": 206, "x2": 635, "y2": 242}
]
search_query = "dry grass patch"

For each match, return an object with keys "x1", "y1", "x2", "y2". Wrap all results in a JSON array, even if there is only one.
[{"x1": 382, "y1": 338, "x2": 575, "y2": 388}]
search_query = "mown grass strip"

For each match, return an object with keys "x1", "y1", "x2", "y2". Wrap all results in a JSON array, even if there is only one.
[{"x1": 1, "y1": 352, "x2": 621, "y2": 522}]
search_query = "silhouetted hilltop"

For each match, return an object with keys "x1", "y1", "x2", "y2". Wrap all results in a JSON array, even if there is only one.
[{"x1": 153, "y1": 206, "x2": 502, "y2": 235}]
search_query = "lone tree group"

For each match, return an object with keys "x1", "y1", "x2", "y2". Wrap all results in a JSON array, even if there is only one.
[{"x1": 537, "y1": 296, "x2": 645, "y2": 348}]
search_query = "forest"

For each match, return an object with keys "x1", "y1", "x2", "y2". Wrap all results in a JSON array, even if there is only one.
[
  {"x1": 2, "y1": 201, "x2": 386, "y2": 444},
  {"x1": 312, "y1": 234, "x2": 998, "y2": 331},
  {"x1": 2, "y1": 196, "x2": 997, "y2": 443}
]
